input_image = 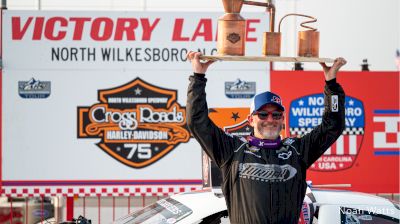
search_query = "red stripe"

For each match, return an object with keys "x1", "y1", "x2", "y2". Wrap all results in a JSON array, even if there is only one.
[
  {"x1": 343, "y1": 135, "x2": 349, "y2": 154},
  {"x1": 357, "y1": 135, "x2": 363, "y2": 153},
  {"x1": 0, "y1": 61, "x2": 2, "y2": 196},
  {"x1": 0, "y1": 9, "x2": 3, "y2": 196},
  {"x1": 330, "y1": 140, "x2": 337, "y2": 155},
  {"x1": 66, "y1": 197, "x2": 74, "y2": 221}
]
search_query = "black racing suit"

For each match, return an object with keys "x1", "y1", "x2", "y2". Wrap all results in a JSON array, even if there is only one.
[{"x1": 186, "y1": 73, "x2": 345, "y2": 224}]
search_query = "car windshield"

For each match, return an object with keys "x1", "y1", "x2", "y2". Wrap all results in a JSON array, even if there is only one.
[{"x1": 114, "y1": 197, "x2": 193, "y2": 224}]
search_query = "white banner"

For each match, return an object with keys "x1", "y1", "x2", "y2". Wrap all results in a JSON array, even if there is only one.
[
  {"x1": 3, "y1": 11, "x2": 269, "y2": 71},
  {"x1": 2, "y1": 10, "x2": 270, "y2": 196}
]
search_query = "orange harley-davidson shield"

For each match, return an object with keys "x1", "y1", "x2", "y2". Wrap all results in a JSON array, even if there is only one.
[{"x1": 78, "y1": 78, "x2": 190, "y2": 168}]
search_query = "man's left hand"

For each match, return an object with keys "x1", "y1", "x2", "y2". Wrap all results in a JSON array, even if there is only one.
[{"x1": 320, "y1": 57, "x2": 347, "y2": 81}]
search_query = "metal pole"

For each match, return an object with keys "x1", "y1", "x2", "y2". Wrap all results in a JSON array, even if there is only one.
[
  {"x1": 1, "y1": 0, "x2": 6, "y2": 9},
  {"x1": 38, "y1": 0, "x2": 41, "y2": 10}
]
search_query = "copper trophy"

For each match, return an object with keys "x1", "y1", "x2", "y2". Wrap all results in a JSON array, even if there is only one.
[{"x1": 210, "y1": 1, "x2": 330, "y2": 62}]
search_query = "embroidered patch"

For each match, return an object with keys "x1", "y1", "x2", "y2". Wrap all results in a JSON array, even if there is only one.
[
  {"x1": 278, "y1": 151, "x2": 292, "y2": 160},
  {"x1": 283, "y1": 138, "x2": 295, "y2": 145}
]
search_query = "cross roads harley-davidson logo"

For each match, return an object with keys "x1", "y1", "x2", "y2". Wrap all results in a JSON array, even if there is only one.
[{"x1": 77, "y1": 78, "x2": 190, "y2": 168}]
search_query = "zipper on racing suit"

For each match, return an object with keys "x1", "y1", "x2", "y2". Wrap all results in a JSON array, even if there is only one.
[{"x1": 270, "y1": 183, "x2": 273, "y2": 224}]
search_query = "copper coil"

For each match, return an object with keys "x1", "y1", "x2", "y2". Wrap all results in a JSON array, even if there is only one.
[{"x1": 278, "y1": 13, "x2": 317, "y2": 32}]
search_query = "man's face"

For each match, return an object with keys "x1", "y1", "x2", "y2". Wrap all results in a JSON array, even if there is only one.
[{"x1": 247, "y1": 104, "x2": 284, "y2": 140}]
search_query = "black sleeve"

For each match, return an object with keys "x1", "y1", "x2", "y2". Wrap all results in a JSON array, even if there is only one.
[
  {"x1": 186, "y1": 74, "x2": 242, "y2": 168},
  {"x1": 299, "y1": 79, "x2": 346, "y2": 168}
]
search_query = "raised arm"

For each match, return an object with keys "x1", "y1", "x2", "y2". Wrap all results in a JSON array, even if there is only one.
[
  {"x1": 186, "y1": 51, "x2": 242, "y2": 167},
  {"x1": 300, "y1": 58, "x2": 347, "y2": 168}
]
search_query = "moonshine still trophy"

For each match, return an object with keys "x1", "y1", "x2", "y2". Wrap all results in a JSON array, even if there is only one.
[{"x1": 204, "y1": 0, "x2": 332, "y2": 62}]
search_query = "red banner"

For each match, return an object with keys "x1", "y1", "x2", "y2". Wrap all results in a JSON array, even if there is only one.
[{"x1": 272, "y1": 71, "x2": 399, "y2": 193}]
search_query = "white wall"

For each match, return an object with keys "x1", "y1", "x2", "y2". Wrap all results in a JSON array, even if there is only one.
[{"x1": 4, "y1": 0, "x2": 400, "y2": 71}]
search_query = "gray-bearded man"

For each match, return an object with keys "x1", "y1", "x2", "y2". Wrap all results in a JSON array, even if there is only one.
[{"x1": 186, "y1": 51, "x2": 347, "y2": 224}]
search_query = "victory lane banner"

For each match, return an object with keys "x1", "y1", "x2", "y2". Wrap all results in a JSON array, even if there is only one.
[{"x1": 3, "y1": 10, "x2": 268, "y2": 71}]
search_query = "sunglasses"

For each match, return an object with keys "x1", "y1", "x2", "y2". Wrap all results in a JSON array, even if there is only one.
[{"x1": 253, "y1": 111, "x2": 283, "y2": 120}]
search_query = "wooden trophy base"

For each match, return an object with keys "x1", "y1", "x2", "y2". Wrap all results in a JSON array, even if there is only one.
[{"x1": 199, "y1": 55, "x2": 334, "y2": 63}]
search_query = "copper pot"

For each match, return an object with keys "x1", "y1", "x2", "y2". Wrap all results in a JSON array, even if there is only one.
[
  {"x1": 298, "y1": 30, "x2": 319, "y2": 57},
  {"x1": 217, "y1": 13, "x2": 246, "y2": 56},
  {"x1": 262, "y1": 32, "x2": 281, "y2": 56},
  {"x1": 217, "y1": 0, "x2": 246, "y2": 56}
]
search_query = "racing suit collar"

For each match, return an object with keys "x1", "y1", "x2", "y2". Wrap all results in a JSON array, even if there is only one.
[{"x1": 247, "y1": 135, "x2": 281, "y2": 149}]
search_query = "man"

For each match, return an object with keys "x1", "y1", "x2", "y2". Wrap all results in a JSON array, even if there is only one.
[{"x1": 186, "y1": 51, "x2": 346, "y2": 224}]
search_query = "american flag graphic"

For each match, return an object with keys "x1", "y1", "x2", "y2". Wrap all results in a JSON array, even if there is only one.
[
  {"x1": 323, "y1": 134, "x2": 364, "y2": 156},
  {"x1": 309, "y1": 128, "x2": 364, "y2": 171}
]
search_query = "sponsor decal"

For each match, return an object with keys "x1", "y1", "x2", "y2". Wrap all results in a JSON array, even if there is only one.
[
  {"x1": 289, "y1": 94, "x2": 365, "y2": 171},
  {"x1": 373, "y1": 110, "x2": 400, "y2": 156},
  {"x1": 18, "y1": 78, "x2": 51, "y2": 98},
  {"x1": 224, "y1": 119, "x2": 253, "y2": 137},
  {"x1": 331, "y1": 95, "x2": 339, "y2": 112},
  {"x1": 78, "y1": 78, "x2": 190, "y2": 168},
  {"x1": 225, "y1": 78, "x2": 256, "y2": 98},
  {"x1": 238, "y1": 163, "x2": 297, "y2": 182}
]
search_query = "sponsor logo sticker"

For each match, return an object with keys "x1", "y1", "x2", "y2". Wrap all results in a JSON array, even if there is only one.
[
  {"x1": 78, "y1": 78, "x2": 190, "y2": 168},
  {"x1": 289, "y1": 94, "x2": 365, "y2": 171},
  {"x1": 18, "y1": 78, "x2": 51, "y2": 99},
  {"x1": 225, "y1": 78, "x2": 256, "y2": 99},
  {"x1": 331, "y1": 95, "x2": 339, "y2": 112}
]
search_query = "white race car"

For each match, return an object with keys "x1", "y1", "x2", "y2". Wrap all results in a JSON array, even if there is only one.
[{"x1": 114, "y1": 187, "x2": 400, "y2": 224}]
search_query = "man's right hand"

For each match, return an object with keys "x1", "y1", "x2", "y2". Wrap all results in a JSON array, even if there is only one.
[{"x1": 186, "y1": 51, "x2": 215, "y2": 74}]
